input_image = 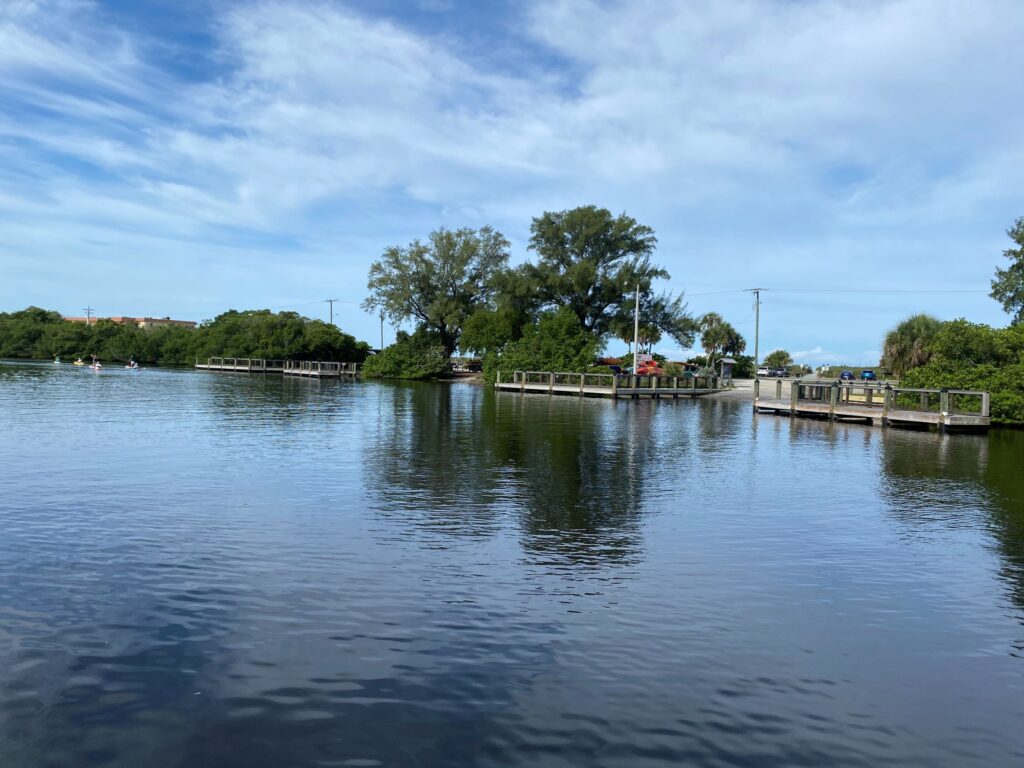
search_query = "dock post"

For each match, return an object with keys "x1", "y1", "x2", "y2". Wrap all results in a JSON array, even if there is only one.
[
  {"x1": 549, "y1": 372, "x2": 555, "y2": 394},
  {"x1": 611, "y1": 375, "x2": 618, "y2": 398},
  {"x1": 673, "y1": 376, "x2": 679, "y2": 399},
  {"x1": 775, "y1": 380, "x2": 782, "y2": 399},
  {"x1": 579, "y1": 374, "x2": 585, "y2": 396},
  {"x1": 790, "y1": 381, "x2": 798, "y2": 416},
  {"x1": 652, "y1": 375, "x2": 659, "y2": 399},
  {"x1": 882, "y1": 386, "x2": 892, "y2": 426},
  {"x1": 829, "y1": 382, "x2": 838, "y2": 420},
  {"x1": 981, "y1": 392, "x2": 991, "y2": 419},
  {"x1": 520, "y1": 371, "x2": 525, "y2": 395},
  {"x1": 496, "y1": 370, "x2": 501, "y2": 387}
]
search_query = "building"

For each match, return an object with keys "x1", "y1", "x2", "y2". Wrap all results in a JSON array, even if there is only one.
[{"x1": 63, "y1": 315, "x2": 196, "y2": 330}]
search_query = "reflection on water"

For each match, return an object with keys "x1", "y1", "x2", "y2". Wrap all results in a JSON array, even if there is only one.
[{"x1": 1, "y1": 361, "x2": 1023, "y2": 767}]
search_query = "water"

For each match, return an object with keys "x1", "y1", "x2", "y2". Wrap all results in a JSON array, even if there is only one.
[{"x1": 1, "y1": 361, "x2": 1022, "y2": 767}]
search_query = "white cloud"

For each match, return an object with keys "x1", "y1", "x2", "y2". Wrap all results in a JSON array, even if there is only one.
[{"x1": 0, "y1": 0, "x2": 1021, "y2": 351}]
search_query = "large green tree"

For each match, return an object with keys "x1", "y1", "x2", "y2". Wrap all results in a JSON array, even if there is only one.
[
  {"x1": 880, "y1": 313, "x2": 942, "y2": 375},
  {"x1": 363, "y1": 226, "x2": 510, "y2": 357},
  {"x1": 991, "y1": 216, "x2": 1024, "y2": 324},
  {"x1": 526, "y1": 206, "x2": 691, "y2": 341}
]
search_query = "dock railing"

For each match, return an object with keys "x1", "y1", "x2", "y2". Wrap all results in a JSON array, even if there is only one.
[
  {"x1": 501, "y1": 370, "x2": 719, "y2": 397},
  {"x1": 758, "y1": 380, "x2": 990, "y2": 423}
]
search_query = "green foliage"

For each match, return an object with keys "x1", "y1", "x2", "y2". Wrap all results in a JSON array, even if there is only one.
[
  {"x1": 363, "y1": 226, "x2": 511, "y2": 357},
  {"x1": 902, "y1": 361, "x2": 1024, "y2": 424},
  {"x1": 897, "y1": 319, "x2": 1024, "y2": 423},
  {"x1": 526, "y1": 206, "x2": 693, "y2": 344},
  {"x1": 0, "y1": 307, "x2": 369, "y2": 364},
  {"x1": 483, "y1": 308, "x2": 602, "y2": 385},
  {"x1": 360, "y1": 330, "x2": 449, "y2": 380},
  {"x1": 763, "y1": 349, "x2": 793, "y2": 368},
  {"x1": 990, "y1": 216, "x2": 1024, "y2": 324},
  {"x1": 459, "y1": 308, "x2": 522, "y2": 354},
  {"x1": 699, "y1": 313, "x2": 745, "y2": 368},
  {"x1": 880, "y1": 313, "x2": 942, "y2": 375}
]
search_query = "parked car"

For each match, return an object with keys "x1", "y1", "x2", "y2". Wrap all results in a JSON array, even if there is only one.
[
  {"x1": 756, "y1": 366, "x2": 770, "y2": 377},
  {"x1": 860, "y1": 369, "x2": 877, "y2": 381},
  {"x1": 772, "y1": 368, "x2": 788, "y2": 378},
  {"x1": 839, "y1": 370, "x2": 854, "y2": 381}
]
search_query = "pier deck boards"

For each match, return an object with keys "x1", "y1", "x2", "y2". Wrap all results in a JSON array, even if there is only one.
[
  {"x1": 755, "y1": 380, "x2": 990, "y2": 430},
  {"x1": 495, "y1": 370, "x2": 721, "y2": 399}
]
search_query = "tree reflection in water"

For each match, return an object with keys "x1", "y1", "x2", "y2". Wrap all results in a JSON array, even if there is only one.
[
  {"x1": 362, "y1": 383, "x2": 702, "y2": 566},
  {"x1": 879, "y1": 426, "x2": 1024, "y2": 616}
]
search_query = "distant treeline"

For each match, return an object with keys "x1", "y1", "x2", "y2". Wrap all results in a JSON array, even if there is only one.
[{"x1": 0, "y1": 307, "x2": 371, "y2": 365}]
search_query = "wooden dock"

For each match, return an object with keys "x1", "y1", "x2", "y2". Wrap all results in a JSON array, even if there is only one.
[
  {"x1": 755, "y1": 379, "x2": 991, "y2": 430},
  {"x1": 495, "y1": 370, "x2": 721, "y2": 398},
  {"x1": 195, "y1": 357, "x2": 360, "y2": 378}
]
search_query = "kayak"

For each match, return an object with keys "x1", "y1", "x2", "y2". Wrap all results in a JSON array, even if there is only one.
[{"x1": 73, "y1": 361, "x2": 86, "y2": 366}]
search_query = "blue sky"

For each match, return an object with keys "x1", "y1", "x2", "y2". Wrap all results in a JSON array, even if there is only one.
[{"x1": 1, "y1": 0, "x2": 1022, "y2": 364}]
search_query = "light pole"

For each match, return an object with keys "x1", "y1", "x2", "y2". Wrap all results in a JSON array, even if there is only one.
[{"x1": 324, "y1": 298, "x2": 338, "y2": 326}]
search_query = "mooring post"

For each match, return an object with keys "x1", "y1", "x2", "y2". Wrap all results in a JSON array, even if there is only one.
[
  {"x1": 520, "y1": 371, "x2": 525, "y2": 394},
  {"x1": 829, "y1": 382, "x2": 838, "y2": 420},
  {"x1": 579, "y1": 374, "x2": 585, "y2": 396},
  {"x1": 652, "y1": 375, "x2": 659, "y2": 399},
  {"x1": 549, "y1": 372, "x2": 555, "y2": 394},
  {"x1": 790, "y1": 381, "x2": 798, "y2": 415},
  {"x1": 981, "y1": 392, "x2": 991, "y2": 418},
  {"x1": 611, "y1": 374, "x2": 618, "y2": 398},
  {"x1": 882, "y1": 385, "x2": 892, "y2": 426}
]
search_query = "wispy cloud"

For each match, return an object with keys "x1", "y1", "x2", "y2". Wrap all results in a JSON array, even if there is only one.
[{"x1": 1, "y1": 0, "x2": 1021, "y2": 350}]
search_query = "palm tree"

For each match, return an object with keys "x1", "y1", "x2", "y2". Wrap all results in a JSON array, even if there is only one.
[{"x1": 881, "y1": 314, "x2": 942, "y2": 375}]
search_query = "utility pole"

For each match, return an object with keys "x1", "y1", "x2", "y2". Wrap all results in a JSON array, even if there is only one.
[
  {"x1": 632, "y1": 283, "x2": 640, "y2": 373},
  {"x1": 83, "y1": 306, "x2": 94, "y2": 326},
  {"x1": 747, "y1": 288, "x2": 763, "y2": 374},
  {"x1": 379, "y1": 311, "x2": 384, "y2": 351},
  {"x1": 324, "y1": 298, "x2": 338, "y2": 326}
]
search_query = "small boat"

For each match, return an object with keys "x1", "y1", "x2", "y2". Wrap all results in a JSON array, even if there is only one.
[
  {"x1": 90, "y1": 363, "x2": 103, "y2": 371},
  {"x1": 53, "y1": 357, "x2": 61, "y2": 364},
  {"x1": 73, "y1": 359, "x2": 86, "y2": 366}
]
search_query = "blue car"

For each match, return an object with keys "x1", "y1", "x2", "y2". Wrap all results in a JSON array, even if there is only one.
[
  {"x1": 839, "y1": 370, "x2": 854, "y2": 381},
  {"x1": 860, "y1": 370, "x2": 877, "y2": 381}
]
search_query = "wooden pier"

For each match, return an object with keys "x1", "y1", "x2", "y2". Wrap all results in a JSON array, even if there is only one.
[
  {"x1": 195, "y1": 357, "x2": 360, "y2": 378},
  {"x1": 755, "y1": 379, "x2": 991, "y2": 430},
  {"x1": 495, "y1": 370, "x2": 721, "y2": 398}
]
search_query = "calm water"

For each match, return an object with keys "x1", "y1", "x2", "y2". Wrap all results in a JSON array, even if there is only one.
[{"x1": 1, "y1": 362, "x2": 1023, "y2": 767}]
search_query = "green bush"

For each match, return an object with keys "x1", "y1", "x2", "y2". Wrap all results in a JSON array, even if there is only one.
[
  {"x1": 361, "y1": 330, "x2": 449, "y2": 380},
  {"x1": 901, "y1": 361, "x2": 1024, "y2": 424},
  {"x1": 484, "y1": 308, "x2": 601, "y2": 385}
]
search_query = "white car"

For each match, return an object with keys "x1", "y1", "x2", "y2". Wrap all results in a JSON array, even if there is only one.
[{"x1": 756, "y1": 366, "x2": 770, "y2": 377}]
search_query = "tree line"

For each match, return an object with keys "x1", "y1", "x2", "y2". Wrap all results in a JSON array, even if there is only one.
[
  {"x1": 0, "y1": 308, "x2": 370, "y2": 365},
  {"x1": 361, "y1": 205, "x2": 750, "y2": 380}
]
